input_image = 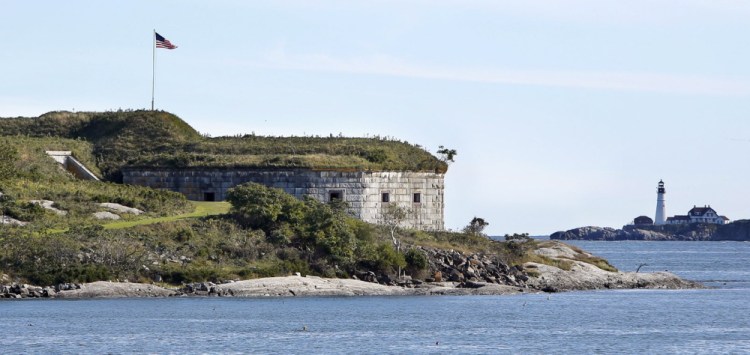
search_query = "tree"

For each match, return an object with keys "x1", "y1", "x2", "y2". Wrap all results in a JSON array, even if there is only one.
[
  {"x1": 380, "y1": 204, "x2": 411, "y2": 278},
  {"x1": 381, "y1": 204, "x2": 411, "y2": 251},
  {"x1": 463, "y1": 217, "x2": 489, "y2": 236},
  {"x1": 437, "y1": 145, "x2": 457, "y2": 163},
  {"x1": 302, "y1": 197, "x2": 357, "y2": 265}
]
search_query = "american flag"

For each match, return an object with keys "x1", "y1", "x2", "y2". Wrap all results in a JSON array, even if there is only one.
[{"x1": 155, "y1": 32, "x2": 177, "y2": 50}]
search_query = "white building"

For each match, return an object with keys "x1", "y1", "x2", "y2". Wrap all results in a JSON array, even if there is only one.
[{"x1": 666, "y1": 205, "x2": 730, "y2": 225}]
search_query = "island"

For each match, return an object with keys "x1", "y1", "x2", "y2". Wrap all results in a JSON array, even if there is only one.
[
  {"x1": 1, "y1": 110, "x2": 700, "y2": 299},
  {"x1": 2, "y1": 240, "x2": 698, "y2": 299},
  {"x1": 551, "y1": 222, "x2": 750, "y2": 241}
]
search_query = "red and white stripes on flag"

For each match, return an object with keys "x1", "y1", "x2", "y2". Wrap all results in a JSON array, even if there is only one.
[{"x1": 155, "y1": 32, "x2": 177, "y2": 49}]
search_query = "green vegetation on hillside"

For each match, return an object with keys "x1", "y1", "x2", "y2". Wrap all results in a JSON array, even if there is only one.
[
  {"x1": 0, "y1": 136, "x2": 101, "y2": 178},
  {"x1": 1, "y1": 161, "x2": 620, "y2": 286},
  {"x1": 0, "y1": 185, "x2": 405, "y2": 285},
  {"x1": 224, "y1": 182, "x2": 413, "y2": 277},
  {"x1": 0, "y1": 110, "x2": 448, "y2": 181},
  {"x1": 0, "y1": 179, "x2": 535, "y2": 286},
  {"x1": 0, "y1": 136, "x2": 191, "y2": 228},
  {"x1": 0, "y1": 110, "x2": 468, "y2": 286}
]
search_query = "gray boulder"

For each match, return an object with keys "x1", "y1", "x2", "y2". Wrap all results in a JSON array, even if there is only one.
[
  {"x1": 29, "y1": 200, "x2": 68, "y2": 216},
  {"x1": 99, "y1": 203, "x2": 144, "y2": 215},
  {"x1": 93, "y1": 211, "x2": 121, "y2": 220},
  {"x1": 43, "y1": 288, "x2": 57, "y2": 298},
  {"x1": 448, "y1": 269, "x2": 464, "y2": 282},
  {"x1": 1, "y1": 215, "x2": 28, "y2": 226}
]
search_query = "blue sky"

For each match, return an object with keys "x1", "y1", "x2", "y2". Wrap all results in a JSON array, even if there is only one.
[{"x1": 2, "y1": 1, "x2": 749, "y2": 235}]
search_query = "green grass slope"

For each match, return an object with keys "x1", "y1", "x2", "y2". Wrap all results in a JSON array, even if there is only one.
[
  {"x1": 102, "y1": 201, "x2": 230, "y2": 230},
  {"x1": 0, "y1": 136, "x2": 192, "y2": 229}
]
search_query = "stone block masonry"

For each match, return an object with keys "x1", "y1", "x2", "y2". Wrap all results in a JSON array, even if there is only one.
[{"x1": 122, "y1": 168, "x2": 444, "y2": 231}]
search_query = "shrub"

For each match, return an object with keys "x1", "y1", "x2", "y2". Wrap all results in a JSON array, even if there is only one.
[
  {"x1": 0, "y1": 143, "x2": 19, "y2": 180},
  {"x1": 1, "y1": 198, "x2": 46, "y2": 222},
  {"x1": 404, "y1": 248, "x2": 429, "y2": 278},
  {"x1": 362, "y1": 243, "x2": 406, "y2": 275},
  {"x1": 362, "y1": 148, "x2": 388, "y2": 163},
  {"x1": 226, "y1": 182, "x2": 304, "y2": 231},
  {"x1": 505, "y1": 233, "x2": 535, "y2": 258}
]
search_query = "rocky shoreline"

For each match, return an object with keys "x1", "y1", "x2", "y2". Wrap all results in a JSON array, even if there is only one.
[
  {"x1": 0, "y1": 272, "x2": 697, "y2": 299},
  {"x1": 0, "y1": 277, "x2": 529, "y2": 299},
  {"x1": 1, "y1": 241, "x2": 701, "y2": 299},
  {"x1": 551, "y1": 220, "x2": 750, "y2": 241}
]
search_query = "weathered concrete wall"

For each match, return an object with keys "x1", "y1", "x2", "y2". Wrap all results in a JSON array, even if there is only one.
[
  {"x1": 45, "y1": 151, "x2": 100, "y2": 181},
  {"x1": 122, "y1": 168, "x2": 444, "y2": 230}
]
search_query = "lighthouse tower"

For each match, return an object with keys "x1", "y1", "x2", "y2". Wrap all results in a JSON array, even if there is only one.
[{"x1": 654, "y1": 180, "x2": 666, "y2": 225}]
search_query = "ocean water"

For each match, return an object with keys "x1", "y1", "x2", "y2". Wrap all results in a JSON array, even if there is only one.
[
  {"x1": 2, "y1": 241, "x2": 749, "y2": 354},
  {"x1": 565, "y1": 240, "x2": 750, "y2": 290}
]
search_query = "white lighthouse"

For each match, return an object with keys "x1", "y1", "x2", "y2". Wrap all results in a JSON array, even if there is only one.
[{"x1": 654, "y1": 180, "x2": 666, "y2": 225}]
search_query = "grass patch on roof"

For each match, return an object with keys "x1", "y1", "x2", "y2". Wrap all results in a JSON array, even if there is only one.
[{"x1": 1, "y1": 110, "x2": 447, "y2": 179}]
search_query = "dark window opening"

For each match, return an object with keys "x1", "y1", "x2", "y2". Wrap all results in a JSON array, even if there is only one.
[
  {"x1": 203, "y1": 192, "x2": 215, "y2": 201},
  {"x1": 329, "y1": 191, "x2": 342, "y2": 201},
  {"x1": 382, "y1": 192, "x2": 390, "y2": 203},
  {"x1": 413, "y1": 193, "x2": 421, "y2": 203}
]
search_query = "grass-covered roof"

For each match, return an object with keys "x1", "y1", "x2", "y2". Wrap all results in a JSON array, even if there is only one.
[{"x1": 0, "y1": 110, "x2": 448, "y2": 181}]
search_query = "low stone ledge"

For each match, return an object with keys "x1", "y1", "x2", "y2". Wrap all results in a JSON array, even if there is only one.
[{"x1": 54, "y1": 281, "x2": 177, "y2": 298}]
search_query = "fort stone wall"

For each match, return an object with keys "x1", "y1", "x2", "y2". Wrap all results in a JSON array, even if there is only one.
[{"x1": 122, "y1": 168, "x2": 444, "y2": 231}]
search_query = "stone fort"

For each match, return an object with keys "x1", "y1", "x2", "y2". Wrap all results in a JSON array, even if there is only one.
[{"x1": 123, "y1": 168, "x2": 445, "y2": 231}]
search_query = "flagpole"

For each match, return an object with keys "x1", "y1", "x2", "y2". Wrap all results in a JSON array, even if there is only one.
[{"x1": 151, "y1": 29, "x2": 156, "y2": 111}]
